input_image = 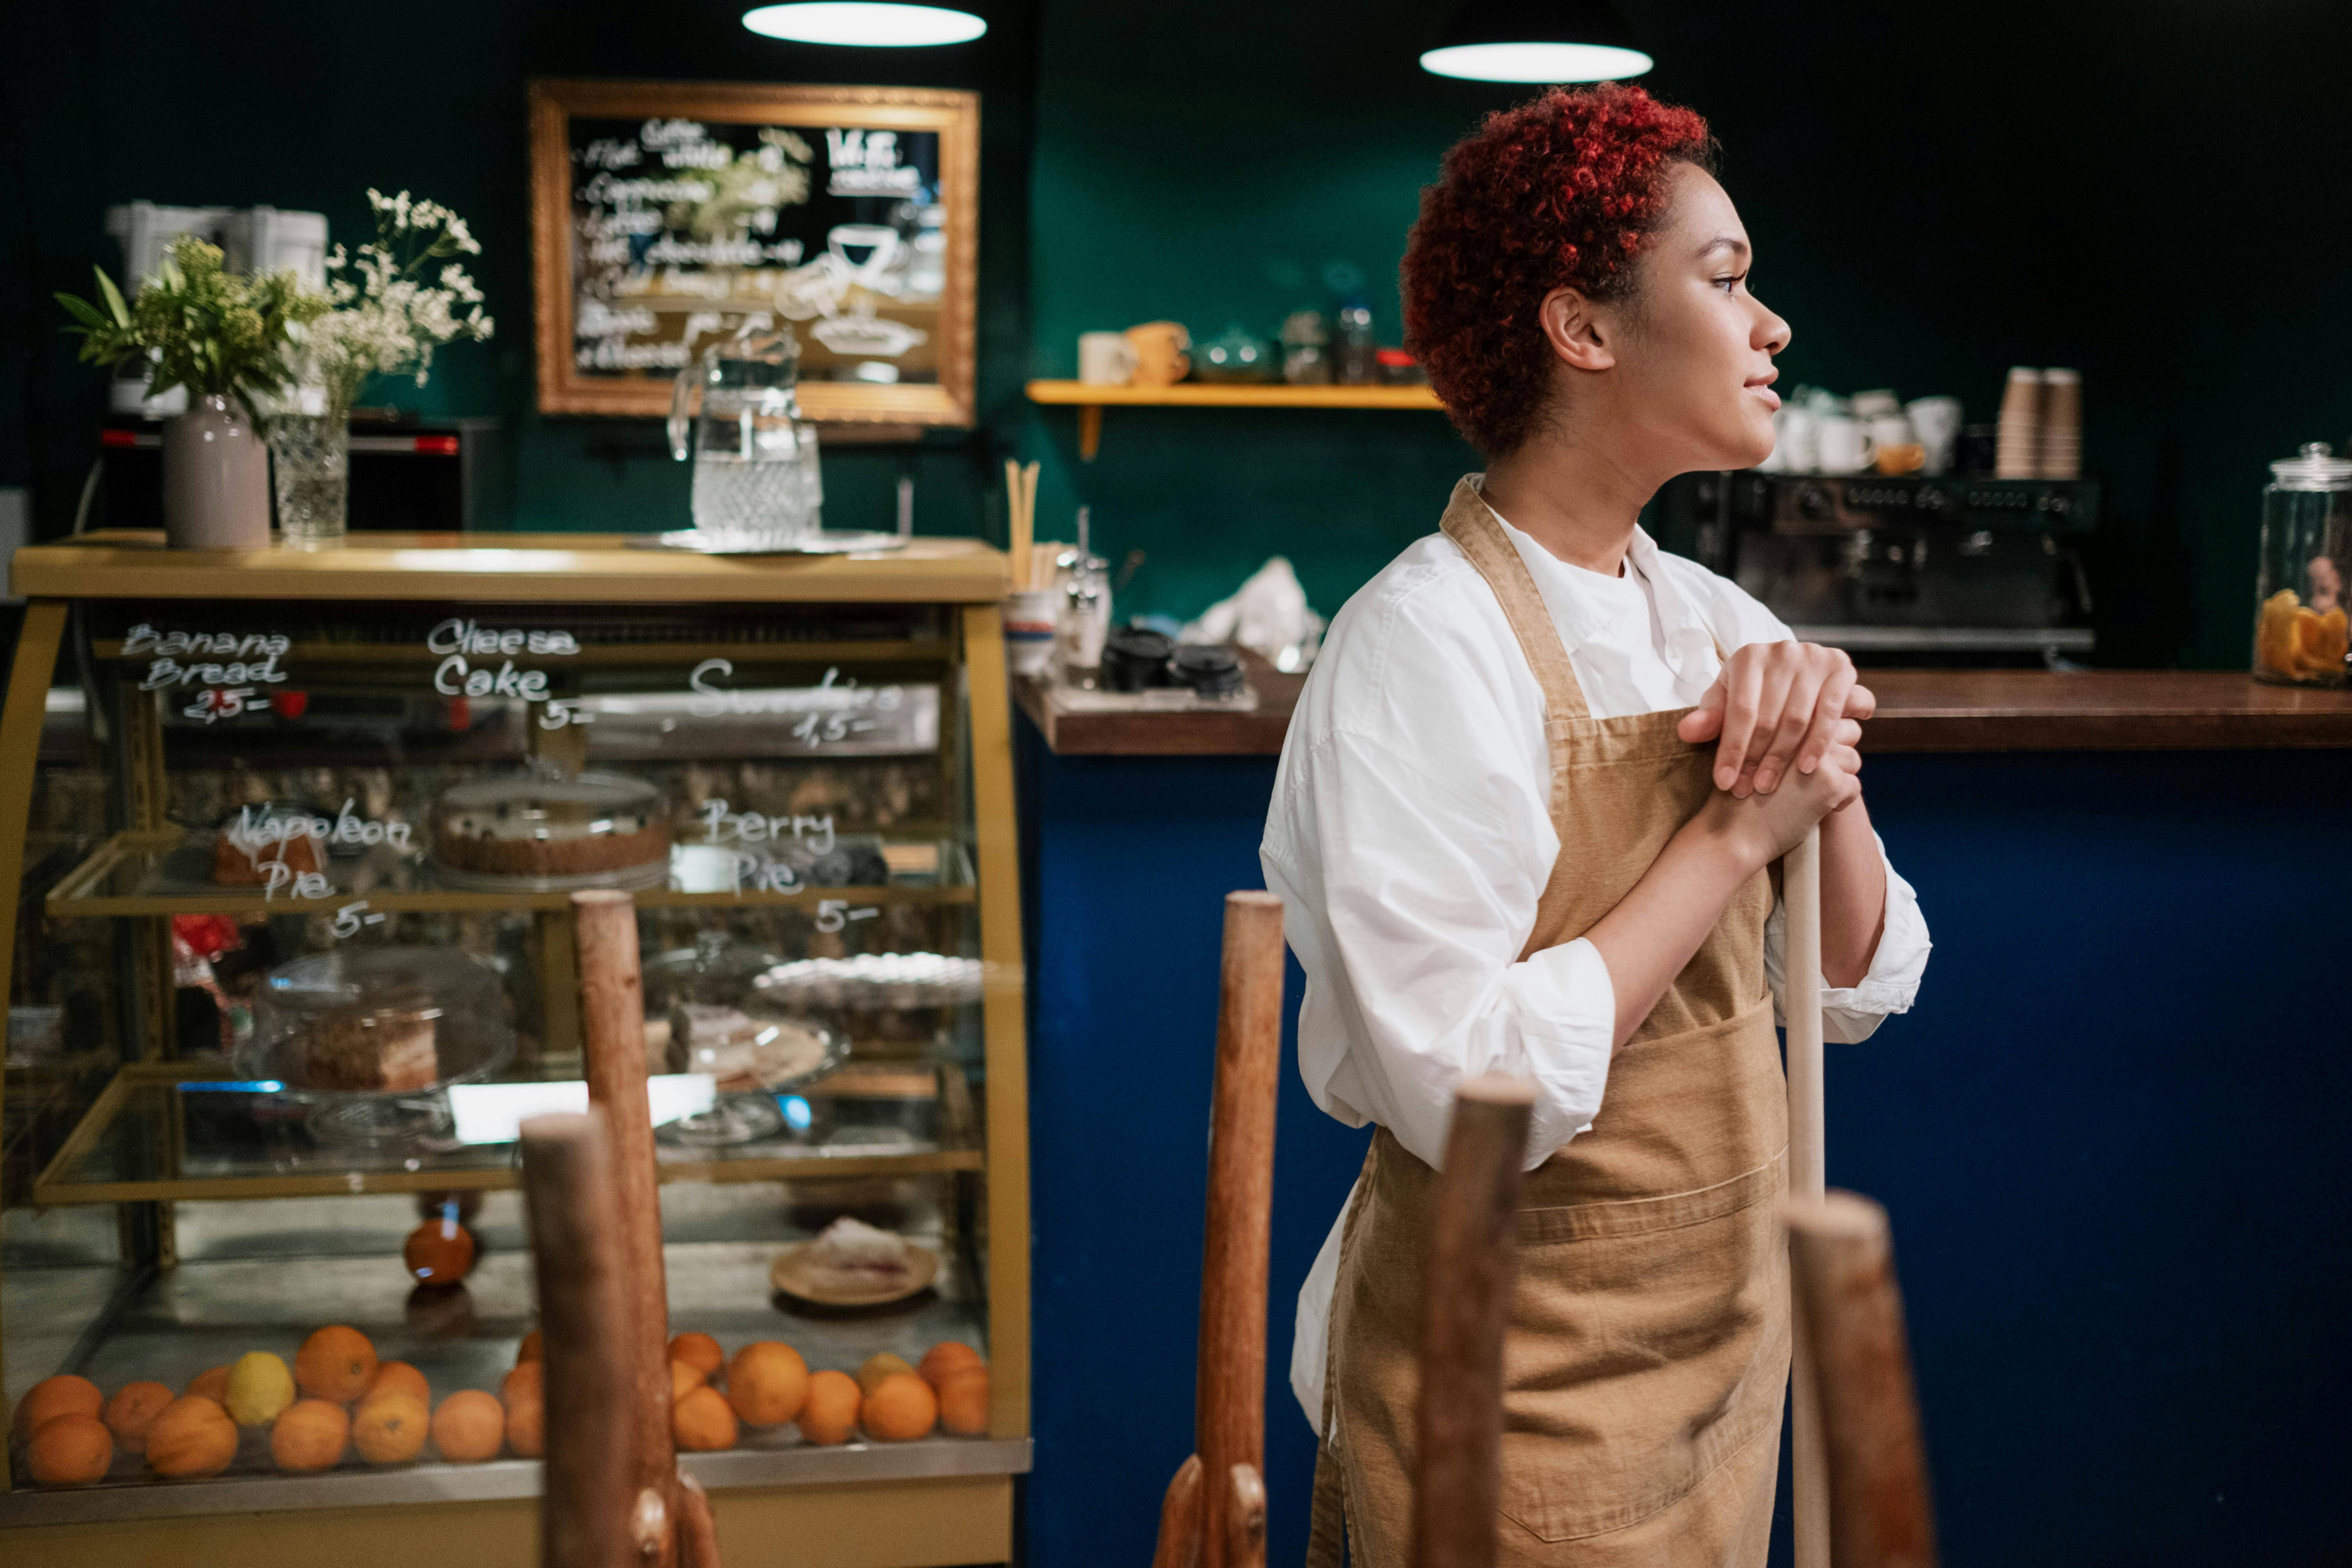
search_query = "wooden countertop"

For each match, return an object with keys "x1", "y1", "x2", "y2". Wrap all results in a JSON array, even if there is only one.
[
  {"x1": 1018, "y1": 667, "x2": 2352, "y2": 756},
  {"x1": 9, "y1": 531, "x2": 1008, "y2": 605}
]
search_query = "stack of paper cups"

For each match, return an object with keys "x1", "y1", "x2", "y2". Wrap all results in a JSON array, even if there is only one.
[
  {"x1": 1995, "y1": 367, "x2": 2043, "y2": 478},
  {"x1": 2039, "y1": 368, "x2": 2081, "y2": 479}
]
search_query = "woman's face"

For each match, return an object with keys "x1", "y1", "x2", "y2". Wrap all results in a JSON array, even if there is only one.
[{"x1": 1593, "y1": 164, "x2": 1791, "y2": 473}]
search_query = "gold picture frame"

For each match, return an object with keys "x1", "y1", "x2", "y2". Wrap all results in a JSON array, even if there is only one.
[{"x1": 529, "y1": 78, "x2": 979, "y2": 425}]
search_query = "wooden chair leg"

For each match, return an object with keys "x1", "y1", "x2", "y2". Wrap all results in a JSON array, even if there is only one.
[
  {"x1": 1411, "y1": 1076, "x2": 1535, "y2": 1568},
  {"x1": 1152, "y1": 890, "x2": 1288, "y2": 1568},
  {"x1": 520, "y1": 1112, "x2": 642, "y2": 1568},
  {"x1": 1784, "y1": 1191, "x2": 1939, "y2": 1568}
]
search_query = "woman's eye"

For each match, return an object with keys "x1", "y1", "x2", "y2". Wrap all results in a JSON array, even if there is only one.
[{"x1": 1717, "y1": 273, "x2": 1748, "y2": 292}]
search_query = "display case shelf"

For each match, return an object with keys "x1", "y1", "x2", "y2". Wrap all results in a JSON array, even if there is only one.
[
  {"x1": 32, "y1": 1063, "x2": 986, "y2": 1206},
  {"x1": 44, "y1": 830, "x2": 972, "y2": 919},
  {"x1": 0, "y1": 1234, "x2": 1028, "y2": 1528}
]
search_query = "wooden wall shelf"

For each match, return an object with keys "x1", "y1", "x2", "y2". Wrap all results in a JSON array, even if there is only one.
[{"x1": 1023, "y1": 379, "x2": 1442, "y2": 458}]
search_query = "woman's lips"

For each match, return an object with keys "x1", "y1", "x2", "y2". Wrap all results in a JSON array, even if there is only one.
[{"x1": 1745, "y1": 383, "x2": 1781, "y2": 411}]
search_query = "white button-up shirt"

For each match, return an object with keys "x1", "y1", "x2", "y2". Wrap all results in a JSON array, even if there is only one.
[{"x1": 1261, "y1": 488, "x2": 1931, "y2": 1432}]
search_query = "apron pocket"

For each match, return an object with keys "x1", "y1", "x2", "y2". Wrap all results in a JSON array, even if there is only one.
[{"x1": 1495, "y1": 1173, "x2": 1790, "y2": 1543}]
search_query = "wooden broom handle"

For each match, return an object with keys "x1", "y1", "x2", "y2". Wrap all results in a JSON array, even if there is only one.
[
  {"x1": 521, "y1": 1112, "x2": 642, "y2": 1568},
  {"x1": 572, "y1": 889, "x2": 680, "y2": 1568},
  {"x1": 1196, "y1": 890, "x2": 1287, "y2": 1568},
  {"x1": 1784, "y1": 828, "x2": 1830, "y2": 1568},
  {"x1": 1411, "y1": 1075, "x2": 1534, "y2": 1568},
  {"x1": 1786, "y1": 1192, "x2": 1939, "y2": 1568}
]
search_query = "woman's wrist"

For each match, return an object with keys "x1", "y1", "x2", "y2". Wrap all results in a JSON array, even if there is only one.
[{"x1": 1671, "y1": 802, "x2": 1775, "y2": 889}]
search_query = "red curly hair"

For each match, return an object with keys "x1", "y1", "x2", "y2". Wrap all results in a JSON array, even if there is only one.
[{"x1": 1403, "y1": 84, "x2": 1719, "y2": 456}]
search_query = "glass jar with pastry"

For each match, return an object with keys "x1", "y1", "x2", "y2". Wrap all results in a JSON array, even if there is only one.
[
  {"x1": 2252, "y1": 442, "x2": 2352, "y2": 686},
  {"x1": 643, "y1": 932, "x2": 847, "y2": 1145},
  {"x1": 238, "y1": 947, "x2": 517, "y2": 1142}
]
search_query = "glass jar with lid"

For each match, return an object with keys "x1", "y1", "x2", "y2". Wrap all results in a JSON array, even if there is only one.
[{"x1": 2253, "y1": 442, "x2": 2352, "y2": 686}]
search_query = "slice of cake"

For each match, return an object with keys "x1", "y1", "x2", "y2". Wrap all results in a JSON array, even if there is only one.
[
  {"x1": 304, "y1": 985, "x2": 441, "y2": 1092},
  {"x1": 802, "y1": 1217, "x2": 913, "y2": 1294},
  {"x1": 669, "y1": 1003, "x2": 831, "y2": 1092}
]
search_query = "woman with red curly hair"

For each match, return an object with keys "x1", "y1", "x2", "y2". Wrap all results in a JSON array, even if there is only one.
[{"x1": 1264, "y1": 85, "x2": 1930, "y2": 1566}]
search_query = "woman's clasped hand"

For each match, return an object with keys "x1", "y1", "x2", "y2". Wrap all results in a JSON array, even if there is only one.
[{"x1": 1677, "y1": 641, "x2": 1871, "y2": 860}]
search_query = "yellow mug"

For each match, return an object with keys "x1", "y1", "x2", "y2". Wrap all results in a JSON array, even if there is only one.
[{"x1": 1124, "y1": 320, "x2": 1191, "y2": 387}]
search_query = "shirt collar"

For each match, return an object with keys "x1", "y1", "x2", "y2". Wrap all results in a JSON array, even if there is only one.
[{"x1": 1474, "y1": 476, "x2": 1722, "y2": 681}]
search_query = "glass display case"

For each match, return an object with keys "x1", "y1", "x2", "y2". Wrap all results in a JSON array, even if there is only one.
[{"x1": 0, "y1": 533, "x2": 1026, "y2": 1564}]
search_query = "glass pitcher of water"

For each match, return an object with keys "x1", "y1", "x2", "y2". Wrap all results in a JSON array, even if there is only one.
[{"x1": 667, "y1": 327, "x2": 823, "y2": 544}]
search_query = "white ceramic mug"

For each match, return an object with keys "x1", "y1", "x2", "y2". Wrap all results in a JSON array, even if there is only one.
[
  {"x1": 1078, "y1": 331, "x2": 1139, "y2": 386},
  {"x1": 1771, "y1": 405, "x2": 1819, "y2": 473},
  {"x1": 1816, "y1": 413, "x2": 1876, "y2": 475}
]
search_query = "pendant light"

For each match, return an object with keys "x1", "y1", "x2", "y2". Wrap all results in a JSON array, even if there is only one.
[
  {"x1": 1419, "y1": 0, "x2": 1651, "y2": 83},
  {"x1": 742, "y1": 2, "x2": 986, "y2": 46}
]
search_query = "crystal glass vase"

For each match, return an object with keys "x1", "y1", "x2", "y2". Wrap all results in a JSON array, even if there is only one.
[{"x1": 271, "y1": 411, "x2": 350, "y2": 548}]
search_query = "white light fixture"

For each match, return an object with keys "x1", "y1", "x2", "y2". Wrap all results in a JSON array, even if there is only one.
[
  {"x1": 1419, "y1": 0, "x2": 1651, "y2": 83},
  {"x1": 1420, "y1": 41, "x2": 1652, "y2": 83},
  {"x1": 742, "y1": 2, "x2": 986, "y2": 46}
]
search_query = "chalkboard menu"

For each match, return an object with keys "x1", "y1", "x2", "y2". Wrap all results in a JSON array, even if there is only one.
[{"x1": 529, "y1": 81, "x2": 977, "y2": 425}]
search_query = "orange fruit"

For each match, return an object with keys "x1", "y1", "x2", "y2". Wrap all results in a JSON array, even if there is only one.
[
  {"x1": 515, "y1": 1329, "x2": 542, "y2": 1364},
  {"x1": 350, "y1": 1392, "x2": 428, "y2": 1464},
  {"x1": 186, "y1": 1365, "x2": 231, "y2": 1404},
  {"x1": 503, "y1": 1363, "x2": 545, "y2": 1458},
  {"x1": 103, "y1": 1381, "x2": 175, "y2": 1455},
  {"x1": 918, "y1": 1341, "x2": 982, "y2": 1389},
  {"x1": 862, "y1": 1372, "x2": 937, "y2": 1442},
  {"x1": 669, "y1": 1359, "x2": 704, "y2": 1402},
  {"x1": 669, "y1": 1331, "x2": 724, "y2": 1381},
  {"x1": 431, "y1": 1390, "x2": 504, "y2": 1463},
  {"x1": 937, "y1": 1366, "x2": 989, "y2": 1436},
  {"x1": 13, "y1": 1373, "x2": 102, "y2": 1441},
  {"x1": 856, "y1": 1352, "x2": 915, "y2": 1396},
  {"x1": 147, "y1": 1395, "x2": 237, "y2": 1478},
  {"x1": 726, "y1": 1342, "x2": 809, "y2": 1427},
  {"x1": 27, "y1": 1413, "x2": 113, "y2": 1486},
  {"x1": 403, "y1": 1218, "x2": 477, "y2": 1285},
  {"x1": 672, "y1": 1385, "x2": 737, "y2": 1452},
  {"x1": 501, "y1": 1358, "x2": 543, "y2": 1402},
  {"x1": 270, "y1": 1399, "x2": 349, "y2": 1472},
  {"x1": 366, "y1": 1361, "x2": 430, "y2": 1406},
  {"x1": 295, "y1": 1325, "x2": 378, "y2": 1405},
  {"x1": 797, "y1": 1370, "x2": 860, "y2": 1446}
]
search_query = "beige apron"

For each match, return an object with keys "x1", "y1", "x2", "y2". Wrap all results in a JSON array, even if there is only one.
[{"x1": 1304, "y1": 480, "x2": 1789, "y2": 1568}]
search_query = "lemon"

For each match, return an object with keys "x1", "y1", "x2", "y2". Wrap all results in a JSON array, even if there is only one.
[
  {"x1": 225, "y1": 1351, "x2": 296, "y2": 1427},
  {"x1": 857, "y1": 1352, "x2": 915, "y2": 1396}
]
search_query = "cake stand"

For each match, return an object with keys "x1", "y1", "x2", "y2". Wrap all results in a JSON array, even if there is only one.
[{"x1": 239, "y1": 947, "x2": 518, "y2": 1146}]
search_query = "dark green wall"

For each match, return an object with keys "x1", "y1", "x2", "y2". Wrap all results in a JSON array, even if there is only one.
[
  {"x1": 9, "y1": 0, "x2": 2352, "y2": 666},
  {"x1": 1021, "y1": 0, "x2": 2352, "y2": 666}
]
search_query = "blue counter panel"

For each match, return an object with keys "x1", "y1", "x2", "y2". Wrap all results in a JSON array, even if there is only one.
[{"x1": 1017, "y1": 720, "x2": 2352, "y2": 1568}]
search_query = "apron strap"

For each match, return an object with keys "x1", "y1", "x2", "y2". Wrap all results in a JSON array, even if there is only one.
[
  {"x1": 1438, "y1": 478, "x2": 1593, "y2": 725},
  {"x1": 1304, "y1": 1142, "x2": 1382, "y2": 1568}
]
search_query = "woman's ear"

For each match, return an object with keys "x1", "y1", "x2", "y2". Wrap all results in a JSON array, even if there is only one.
[{"x1": 1538, "y1": 285, "x2": 1617, "y2": 373}]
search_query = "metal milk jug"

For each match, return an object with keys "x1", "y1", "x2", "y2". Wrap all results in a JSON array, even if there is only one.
[{"x1": 667, "y1": 327, "x2": 823, "y2": 542}]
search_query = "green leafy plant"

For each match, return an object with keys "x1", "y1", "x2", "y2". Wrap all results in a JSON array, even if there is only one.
[{"x1": 56, "y1": 235, "x2": 322, "y2": 420}]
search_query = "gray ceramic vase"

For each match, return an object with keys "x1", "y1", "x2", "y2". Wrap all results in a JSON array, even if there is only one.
[{"x1": 162, "y1": 394, "x2": 271, "y2": 549}]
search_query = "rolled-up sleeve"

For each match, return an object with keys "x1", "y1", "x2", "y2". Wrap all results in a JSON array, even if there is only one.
[
  {"x1": 1262, "y1": 728, "x2": 1616, "y2": 1171},
  {"x1": 1763, "y1": 832, "x2": 1930, "y2": 1043}
]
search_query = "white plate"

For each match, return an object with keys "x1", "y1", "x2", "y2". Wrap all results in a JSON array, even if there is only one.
[{"x1": 637, "y1": 530, "x2": 910, "y2": 556}]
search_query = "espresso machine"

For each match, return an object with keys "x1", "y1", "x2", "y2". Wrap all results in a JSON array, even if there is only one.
[{"x1": 1655, "y1": 472, "x2": 2099, "y2": 664}]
